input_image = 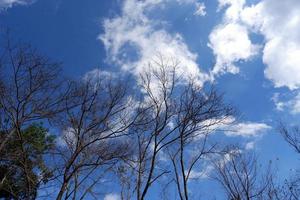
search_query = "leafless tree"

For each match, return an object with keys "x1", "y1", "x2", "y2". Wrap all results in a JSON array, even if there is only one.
[
  {"x1": 117, "y1": 55, "x2": 234, "y2": 200},
  {"x1": 167, "y1": 80, "x2": 234, "y2": 200},
  {"x1": 3, "y1": 33, "x2": 295, "y2": 200},
  {"x1": 0, "y1": 37, "x2": 72, "y2": 151},
  {"x1": 52, "y1": 74, "x2": 136, "y2": 200},
  {"x1": 281, "y1": 176, "x2": 300, "y2": 200},
  {"x1": 279, "y1": 122, "x2": 300, "y2": 154},
  {"x1": 123, "y1": 59, "x2": 180, "y2": 200},
  {"x1": 0, "y1": 37, "x2": 72, "y2": 199},
  {"x1": 277, "y1": 122, "x2": 300, "y2": 199},
  {"x1": 213, "y1": 149, "x2": 274, "y2": 200}
]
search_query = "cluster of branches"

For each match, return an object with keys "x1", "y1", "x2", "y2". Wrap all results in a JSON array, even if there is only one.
[{"x1": 0, "y1": 37, "x2": 300, "y2": 200}]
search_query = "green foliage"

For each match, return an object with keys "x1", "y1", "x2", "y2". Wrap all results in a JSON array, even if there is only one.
[{"x1": 0, "y1": 123, "x2": 55, "y2": 199}]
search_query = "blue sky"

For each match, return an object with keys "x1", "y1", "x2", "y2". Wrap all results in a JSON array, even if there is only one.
[{"x1": 1, "y1": 0, "x2": 300, "y2": 199}]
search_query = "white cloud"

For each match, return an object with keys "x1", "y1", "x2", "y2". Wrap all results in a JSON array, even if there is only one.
[
  {"x1": 211, "y1": 0, "x2": 300, "y2": 112},
  {"x1": 100, "y1": 0, "x2": 210, "y2": 88},
  {"x1": 0, "y1": 0, "x2": 33, "y2": 9},
  {"x1": 209, "y1": 23, "x2": 259, "y2": 76},
  {"x1": 56, "y1": 127, "x2": 77, "y2": 148},
  {"x1": 258, "y1": 0, "x2": 300, "y2": 90},
  {"x1": 83, "y1": 68, "x2": 116, "y2": 84},
  {"x1": 231, "y1": 0, "x2": 300, "y2": 90},
  {"x1": 271, "y1": 93, "x2": 285, "y2": 111},
  {"x1": 218, "y1": 0, "x2": 245, "y2": 21},
  {"x1": 224, "y1": 122, "x2": 271, "y2": 137},
  {"x1": 208, "y1": 0, "x2": 259, "y2": 77},
  {"x1": 212, "y1": 0, "x2": 300, "y2": 89},
  {"x1": 272, "y1": 92, "x2": 300, "y2": 114},
  {"x1": 104, "y1": 193, "x2": 120, "y2": 200},
  {"x1": 187, "y1": 165, "x2": 214, "y2": 179},
  {"x1": 289, "y1": 94, "x2": 300, "y2": 114},
  {"x1": 239, "y1": 3, "x2": 263, "y2": 30},
  {"x1": 176, "y1": 0, "x2": 206, "y2": 16},
  {"x1": 83, "y1": 69, "x2": 113, "y2": 79},
  {"x1": 200, "y1": 116, "x2": 271, "y2": 138},
  {"x1": 217, "y1": 148, "x2": 242, "y2": 169},
  {"x1": 264, "y1": 41, "x2": 300, "y2": 90},
  {"x1": 245, "y1": 141, "x2": 255, "y2": 150},
  {"x1": 194, "y1": 2, "x2": 206, "y2": 16}
]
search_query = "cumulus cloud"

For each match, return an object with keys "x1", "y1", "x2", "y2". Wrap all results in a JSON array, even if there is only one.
[
  {"x1": 211, "y1": 0, "x2": 300, "y2": 112},
  {"x1": 240, "y1": 0, "x2": 300, "y2": 113},
  {"x1": 100, "y1": 0, "x2": 210, "y2": 87},
  {"x1": 208, "y1": 0, "x2": 259, "y2": 76},
  {"x1": 211, "y1": 0, "x2": 300, "y2": 88},
  {"x1": 261, "y1": 0, "x2": 300, "y2": 89},
  {"x1": 240, "y1": 0, "x2": 300, "y2": 90},
  {"x1": 218, "y1": 0, "x2": 245, "y2": 21},
  {"x1": 209, "y1": 23, "x2": 259, "y2": 75},
  {"x1": 104, "y1": 193, "x2": 120, "y2": 200},
  {"x1": 208, "y1": 0, "x2": 259, "y2": 77},
  {"x1": 0, "y1": 0, "x2": 34, "y2": 10}
]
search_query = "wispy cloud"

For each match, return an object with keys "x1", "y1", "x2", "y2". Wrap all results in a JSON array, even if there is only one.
[
  {"x1": 100, "y1": 0, "x2": 210, "y2": 87},
  {"x1": 224, "y1": 121, "x2": 271, "y2": 137},
  {"x1": 0, "y1": 0, "x2": 34, "y2": 10},
  {"x1": 200, "y1": 116, "x2": 271, "y2": 138},
  {"x1": 245, "y1": 141, "x2": 255, "y2": 150},
  {"x1": 176, "y1": 0, "x2": 206, "y2": 16},
  {"x1": 272, "y1": 92, "x2": 300, "y2": 114},
  {"x1": 187, "y1": 165, "x2": 214, "y2": 179},
  {"x1": 194, "y1": 2, "x2": 206, "y2": 16},
  {"x1": 104, "y1": 193, "x2": 120, "y2": 200}
]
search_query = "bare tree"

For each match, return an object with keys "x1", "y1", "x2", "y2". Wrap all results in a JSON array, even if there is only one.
[
  {"x1": 0, "y1": 37, "x2": 72, "y2": 199},
  {"x1": 52, "y1": 74, "x2": 136, "y2": 200},
  {"x1": 167, "y1": 81, "x2": 234, "y2": 200},
  {"x1": 0, "y1": 38, "x2": 71, "y2": 151},
  {"x1": 277, "y1": 122, "x2": 300, "y2": 199},
  {"x1": 117, "y1": 56, "x2": 234, "y2": 200},
  {"x1": 125, "y1": 59, "x2": 179, "y2": 200},
  {"x1": 213, "y1": 149, "x2": 274, "y2": 200},
  {"x1": 279, "y1": 122, "x2": 300, "y2": 154},
  {"x1": 281, "y1": 176, "x2": 300, "y2": 200}
]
